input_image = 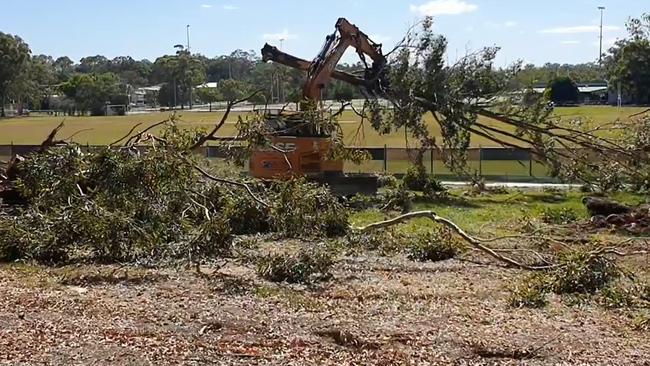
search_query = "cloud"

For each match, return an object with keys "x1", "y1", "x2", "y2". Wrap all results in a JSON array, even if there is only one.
[
  {"x1": 262, "y1": 29, "x2": 298, "y2": 41},
  {"x1": 370, "y1": 34, "x2": 392, "y2": 43},
  {"x1": 464, "y1": 26, "x2": 474, "y2": 32},
  {"x1": 561, "y1": 40, "x2": 581, "y2": 45},
  {"x1": 484, "y1": 20, "x2": 518, "y2": 29},
  {"x1": 222, "y1": 5, "x2": 238, "y2": 10},
  {"x1": 200, "y1": 4, "x2": 212, "y2": 8},
  {"x1": 409, "y1": 0, "x2": 478, "y2": 16},
  {"x1": 539, "y1": 25, "x2": 620, "y2": 34}
]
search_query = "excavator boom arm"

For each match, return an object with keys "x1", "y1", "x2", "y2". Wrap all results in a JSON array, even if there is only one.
[
  {"x1": 261, "y1": 44, "x2": 367, "y2": 87},
  {"x1": 261, "y1": 18, "x2": 386, "y2": 102}
]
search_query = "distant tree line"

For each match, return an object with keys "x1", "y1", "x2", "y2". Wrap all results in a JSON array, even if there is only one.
[
  {"x1": 0, "y1": 13, "x2": 648, "y2": 116},
  {"x1": 0, "y1": 34, "x2": 365, "y2": 116}
]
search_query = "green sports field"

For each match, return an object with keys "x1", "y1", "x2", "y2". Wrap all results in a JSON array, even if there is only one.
[{"x1": 0, "y1": 106, "x2": 645, "y2": 147}]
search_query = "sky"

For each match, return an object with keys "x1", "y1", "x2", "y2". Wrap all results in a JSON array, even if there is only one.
[{"x1": 1, "y1": 0, "x2": 647, "y2": 66}]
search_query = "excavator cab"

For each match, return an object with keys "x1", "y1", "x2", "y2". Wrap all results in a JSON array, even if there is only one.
[{"x1": 250, "y1": 18, "x2": 388, "y2": 195}]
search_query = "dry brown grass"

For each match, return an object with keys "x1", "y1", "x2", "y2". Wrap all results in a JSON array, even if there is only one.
[{"x1": 1, "y1": 240, "x2": 648, "y2": 365}]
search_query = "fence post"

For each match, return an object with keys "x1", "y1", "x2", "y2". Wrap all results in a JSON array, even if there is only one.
[
  {"x1": 529, "y1": 156, "x2": 533, "y2": 177},
  {"x1": 430, "y1": 148, "x2": 434, "y2": 174},
  {"x1": 383, "y1": 144, "x2": 387, "y2": 172},
  {"x1": 478, "y1": 146, "x2": 483, "y2": 177}
]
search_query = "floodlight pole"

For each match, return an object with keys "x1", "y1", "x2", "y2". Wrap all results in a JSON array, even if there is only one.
[
  {"x1": 186, "y1": 25, "x2": 191, "y2": 53},
  {"x1": 187, "y1": 25, "x2": 193, "y2": 110},
  {"x1": 598, "y1": 6, "x2": 605, "y2": 65}
]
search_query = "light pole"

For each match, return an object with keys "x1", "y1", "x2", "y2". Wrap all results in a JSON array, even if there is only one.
[
  {"x1": 186, "y1": 25, "x2": 194, "y2": 109},
  {"x1": 186, "y1": 25, "x2": 191, "y2": 53},
  {"x1": 173, "y1": 44, "x2": 184, "y2": 110},
  {"x1": 598, "y1": 6, "x2": 605, "y2": 65}
]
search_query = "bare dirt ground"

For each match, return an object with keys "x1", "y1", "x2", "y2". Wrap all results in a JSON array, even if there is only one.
[{"x1": 1, "y1": 243, "x2": 649, "y2": 366}]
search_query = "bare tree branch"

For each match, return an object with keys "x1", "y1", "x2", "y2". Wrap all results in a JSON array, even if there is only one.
[
  {"x1": 353, "y1": 210, "x2": 559, "y2": 271},
  {"x1": 38, "y1": 121, "x2": 66, "y2": 153},
  {"x1": 191, "y1": 163, "x2": 269, "y2": 208},
  {"x1": 109, "y1": 123, "x2": 143, "y2": 146},
  {"x1": 190, "y1": 89, "x2": 263, "y2": 151},
  {"x1": 60, "y1": 128, "x2": 94, "y2": 142},
  {"x1": 125, "y1": 119, "x2": 171, "y2": 146}
]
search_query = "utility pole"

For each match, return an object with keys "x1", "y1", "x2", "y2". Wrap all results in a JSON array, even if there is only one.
[
  {"x1": 598, "y1": 6, "x2": 605, "y2": 65},
  {"x1": 186, "y1": 25, "x2": 193, "y2": 110}
]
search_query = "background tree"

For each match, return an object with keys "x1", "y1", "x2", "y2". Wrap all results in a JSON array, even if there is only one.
[
  {"x1": 196, "y1": 87, "x2": 221, "y2": 111},
  {"x1": 53, "y1": 56, "x2": 75, "y2": 82},
  {"x1": 156, "y1": 82, "x2": 176, "y2": 107},
  {"x1": 152, "y1": 48, "x2": 205, "y2": 109},
  {"x1": 218, "y1": 79, "x2": 253, "y2": 102},
  {"x1": 0, "y1": 32, "x2": 31, "y2": 117},
  {"x1": 545, "y1": 76, "x2": 579, "y2": 104},
  {"x1": 77, "y1": 55, "x2": 109, "y2": 74},
  {"x1": 605, "y1": 13, "x2": 650, "y2": 104},
  {"x1": 61, "y1": 73, "x2": 124, "y2": 115}
]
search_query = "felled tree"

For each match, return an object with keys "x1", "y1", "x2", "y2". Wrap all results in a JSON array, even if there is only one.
[{"x1": 363, "y1": 17, "x2": 646, "y2": 187}]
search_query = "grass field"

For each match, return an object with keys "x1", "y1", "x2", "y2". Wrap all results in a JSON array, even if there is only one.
[
  {"x1": 1, "y1": 106, "x2": 646, "y2": 177},
  {"x1": 0, "y1": 106, "x2": 646, "y2": 147}
]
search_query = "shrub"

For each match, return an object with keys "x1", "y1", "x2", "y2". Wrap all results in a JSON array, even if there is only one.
[
  {"x1": 189, "y1": 216, "x2": 233, "y2": 259},
  {"x1": 548, "y1": 251, "x2": 620, "y2": 294},
  {"x1": 256, "y1": 247, "x2": 334, "y2": 284},
  {"x1": 599, "y1": 284, "x2": 637, "y2": 308},
  {"x1": 634, "y1": 313, "x2": 650, "y2": 331},
  {"x1": 347, "y1": 228, "x2": 407, "y2": 255},
  {"x1": 508, "y1": 274, "x2": 549, "y2": 308},
  {"x1": 403, "y1": 165, "x2": 447, "y2": 199},
  {"x1": 204, "y1": 183, "x2": 271, "y2": 235},
  {"x1": 406, "y1": 228, "x2": 464, "y2": 262},
  {"x1": 381, "y1": 184, "x2": 414, "y2": 212},
  {"x1": 541, "y1": 206, "x2": 579, "y2": 224},
  {"x1": 377, "y1": 174, "x2": 399, "y2": 188},
  {"x1": 403, "y1": 165, "x2": 429, "y2": 191},
  {"x1": 269, "y1": 178, "x2": 349, "y2": 238},
  {"x1": 345, "y1": 194, "x2": 376, "y2": 210}
]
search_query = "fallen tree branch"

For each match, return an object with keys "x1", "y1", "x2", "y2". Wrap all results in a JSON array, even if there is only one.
[
  {"x1": 354, "y1": 211, "x2": 558, "y2": 271},
  {"x1": 38, "y1": 121, "x2": 66, "y2": 152},
  {"x1": 630, "y1": 108, "x2": 650, "y2": 118},
  {"x1": 191, "y1": 163, "x2": 269, "y2": 208},
  {"x1": 109, "y1": 123, "x2": 143, "y2": 146},
  {"x1": 190, "y1": 89, "x2": 263, "y2": 151},
  {"x1": 125, "y1": 119, "x2": 170, "y2": 146},
  {"x1": 59, "y1": 128, "x2": 94, "y2": 143}
]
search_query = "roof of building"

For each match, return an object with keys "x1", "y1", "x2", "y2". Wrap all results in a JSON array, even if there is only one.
[
  {"x1": 137, "y1": 85, "x2": 162, "y2": 92},
  {"x1": 531, "y1": 85, "x2": 608, "y2": 94},
  {"x1": 196, "y1": 82, "x2": 218, "y2": 89}
]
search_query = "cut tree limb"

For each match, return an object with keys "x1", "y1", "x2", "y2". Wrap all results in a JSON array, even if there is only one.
[
  {"x1": 189, "y1": 89, "x2": 263, "y2": 151},
  {"x1": 125, "y1": 119, "x2": 171, "y2": 146},
  {"x1": 354, "y1": 211, "x2": 559, "y2": 271},
  {"x1": 109, "y1": 123, "x2": 143, "y2": 146}
]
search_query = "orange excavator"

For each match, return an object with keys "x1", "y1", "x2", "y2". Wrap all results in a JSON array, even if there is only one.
[{"x1": 249, "y1": 18, "x2": 388, "y2": 195}]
